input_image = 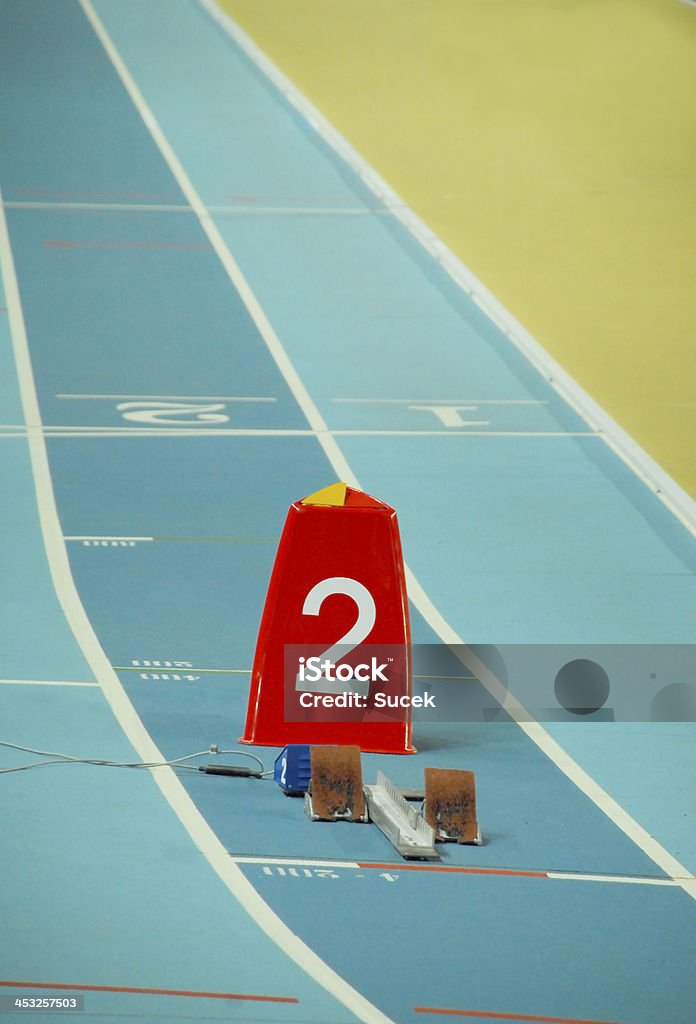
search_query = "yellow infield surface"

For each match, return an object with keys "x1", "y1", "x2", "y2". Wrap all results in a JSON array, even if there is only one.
[{"x1": 218, "y1": 0, "x2": 696, "y2": 500}]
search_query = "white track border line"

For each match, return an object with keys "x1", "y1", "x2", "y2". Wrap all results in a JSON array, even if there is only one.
[
  {"x1": 0, "y1": 679, "x2": 99, "y2": 688},
  {"x1": 56, "y1": 393, "x2": 277, "y2": 401},
  {"x1": 0, "y1": 426, "x2": 602, "y2": 438},
  {"x1": 77, "y1": 0, "x2": 696, "y2": 903},
  {"x1": 199, "y1": 0, "x2": 696, "y2": 540},
  {"x1": 3, "y1": 199, "x2": 386, "y2": 216},
  {"x1": 64, "y1": 535, "x2": 154, "y2": 542}
]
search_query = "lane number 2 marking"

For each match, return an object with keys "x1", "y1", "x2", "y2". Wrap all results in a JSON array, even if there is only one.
[
  {"x1": 116, "y1": 400, "x2": 229, "y2": 425},
  {"x1": 295, "y1": 576, "x2": 375, "y2": 695}
]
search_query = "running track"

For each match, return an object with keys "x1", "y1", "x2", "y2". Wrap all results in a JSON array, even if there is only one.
[{"x1": 0, "y1": 2, "x2": 694, "y2": 1023}]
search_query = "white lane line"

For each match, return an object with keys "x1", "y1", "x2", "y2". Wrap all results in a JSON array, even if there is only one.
[
  {"x1": 332, "y1": 398, "x2": 549, "y2": 405},
  {"x1": 41, "y1": 424, "x2": 291, "y2": 431},
  {"x1": 546, "y1": 872, "x2": 684, "y2": 887},
  {"x1": 114, "y1": 666, "x2": 251, "y2": 675},
  {"x1": 2, "y1": 426, "x2": 599, "y2": 438},
  {"x1": 0, "y1": 679, "x2": 99, "y2": 688},
  {"x1": 28, "y1": 428, "x2": 315, "y2": 437},
  {"x1": 234, "y1": 857, "x2": 361, "y2": 869},
  {"x1": 471, "y1": 293, "x2": 515, "y2": 335},
  {"x1": 4, "y1": 199, "x2": 389, "y2": 216},
  {"x1": 334, "y1": 431, "x2": 596, "y2": 437},
  {"x1": 35, "y1": 425, "x2": 304, "y2": 432},
  {"x1": 69, "y1": 0, "x2": 695, "y2": 909},
  {"x1": 208, "y1": 206, "x2": 391, "y2": 216},
  {"x1": 56, "y1": 393, "x2": 277, "y2": 402},
  {"x1": 65, "y1": 536, "x2": 154, "y2": 542},
  {"x1": 232, "y1": 856, "x2": 687, "y2": 887},
  {"x1": 199, "y1": 0, "x2": 696, "y2": 539},
  {"x1": 4, "y1": 201, "x2": 190, "y2": 213}
]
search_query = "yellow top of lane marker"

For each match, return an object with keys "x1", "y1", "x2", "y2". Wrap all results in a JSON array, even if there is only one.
[
  {"x1": 217, "y1": 0, "x2": 696, "y2": 502},
  {"x1": 300, "y1": 482, "x2": 348, "y2": 507}
]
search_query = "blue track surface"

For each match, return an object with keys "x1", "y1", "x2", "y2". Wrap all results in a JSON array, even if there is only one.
[{"x1": 1, "y1": 2, "x2": 695, "y2": 1023}]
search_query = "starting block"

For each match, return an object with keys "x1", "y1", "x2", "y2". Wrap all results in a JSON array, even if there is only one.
[
  {"x1": 304, "y1": 745, "x2": 368, "y2": 822},
  {"x1": 240, "y1": 482, "x2": 414, "y2": 754},
  {"x1": 301, "y1": 746, "x2": 482, "y2": 857},
  {"x1": 423, "y1": 767, "x2": 482, "y2": 845}
]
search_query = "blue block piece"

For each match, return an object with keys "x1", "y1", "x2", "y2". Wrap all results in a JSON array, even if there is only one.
[{"x1": 274, "y1": 744, "x2": 312, "y2": 795}]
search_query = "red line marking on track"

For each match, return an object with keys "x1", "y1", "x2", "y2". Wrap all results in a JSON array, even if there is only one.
[
  {"x1": 42, "y1": 240, "x2": 212, "y2": 251},
  {"x1": 0, "y1": 980, "x2": 298, "y2": 1004},
  {"x1": 414, "y1": 1008, "x2": 627, "y2": 1024},
  {"x1": 358, "y1": 863, "x2": 548, "y2": 878}
]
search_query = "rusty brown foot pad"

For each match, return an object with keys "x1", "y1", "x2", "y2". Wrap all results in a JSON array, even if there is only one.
[
  {"x1": 309, "y1": 745, "x2": 365, "y2": 821},
  {"x1": 423, "y1": 767, "x2": 478, "y2": 843}
]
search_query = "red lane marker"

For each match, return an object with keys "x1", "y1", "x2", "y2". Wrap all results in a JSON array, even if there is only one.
[
  {"x1": 414, "y1": 1008, "x2": 627, "y2": 1024},
  {"x1": 358, "y1": 863, "x2": 548, "y2": 879},
  {"x1": 0, "y1": 980, "x2": 298, "y2": 1004}
]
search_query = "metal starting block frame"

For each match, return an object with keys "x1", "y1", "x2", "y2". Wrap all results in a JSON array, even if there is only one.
[
  {"x1": 304, "y1": 790, "x2": 369, "y2": 823},
  {"x1": 434, "y1": 821, "x2": 483, "y2": 846},
  {"x1": 363, "y1": 770, "x2": 439, "y2": 860}
]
